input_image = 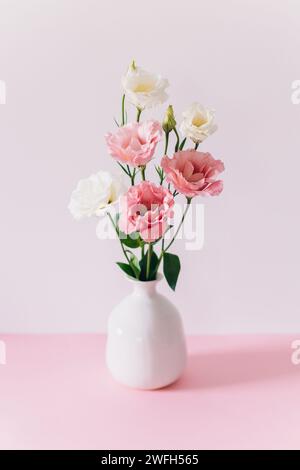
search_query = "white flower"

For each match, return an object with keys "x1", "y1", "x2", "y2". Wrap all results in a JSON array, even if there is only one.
[
  {"x1": 180, "y1": 103, "x2": 217, "y2": 144},
  {"x1": 122, "y1": 61, "x2": 169, "y2": 110},
  {"x1": 68, "y1": 171, "x2": 124, "y2": 220}
]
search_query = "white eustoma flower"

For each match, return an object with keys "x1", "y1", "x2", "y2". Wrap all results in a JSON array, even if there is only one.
[
  {"x1": 122, "y1": 61, "x2": 169, "y2": 110},
  {"x1": 180, "y1": 103, "x2": 217, "y2": 144},
  {"x1": 68, "y1": 171, "x2": 124, "y2": 220}
]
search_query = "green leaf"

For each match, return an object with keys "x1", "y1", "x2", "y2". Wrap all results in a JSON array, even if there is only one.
[
  {"x1": 139, "y1": 249, "x2": 159, "y2": 281},
  {"x1": 163, "y1": 252, "x2": 181, "y2": 291},
  {"x1": 116, "y1": 262, "x2": 135, "y2": 279},
  {"x1": 119, "y1": 231, "x2": 141, "y2": 249},
  {"x1": 128, "y1": 253, "x2": 141, "y2": 278}
]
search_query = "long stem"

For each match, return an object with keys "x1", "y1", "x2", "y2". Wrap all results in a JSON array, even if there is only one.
[
  {"x1": 146, "y1": 243, "x2": 152, "y2": 280},
  {"x1": 155, "y1": 198, "x2": 192, "y2": 275},
  {"x1": 121, "y1": 94, "x2": 126, "y2": 126},
  {"x1": 164, "y1": 197, "x2": 192, "y2": 252},
  {"x1": 130, "y1": 168, "x2": 136, "y2": 186},
  {"x1": 107, "y1": 212, "x2": 134, "y2": 271},
  {"x1": 117, "y1": 162, "x2": 135, "y2": 186},
  {"x1": 174, "y1": 128, "x2": 180, "y2": 152},
  {"x1": 179, "y1": 137, "x2": 187, "y2": 150},
  {"x1": 125, "y1": 164, "x2": 135, "y2": 186},
  {"x1": 159, "y1": 169, "x2": 165, "y2": 185},
  {"x1": 117, "y1": 161, "x2": 130, "y2": 176},
  {"x1": 164, "y1": 132, "x2": 169, "y2": 155},
  {"x1": 154, "y1": 221, "x2": 179, "y2": 277},
  {"x1": 136, "y1": 108, "x2": 142, "y2": 122},
  {"x1": 140, "y1": 166, "x2": 146, "y2": 181}
]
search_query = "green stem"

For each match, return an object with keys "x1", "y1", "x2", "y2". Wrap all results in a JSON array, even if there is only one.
[
  {"x1": 125, "y1": 164, "x2": 135, "y2": 186},
  {"x1": 159, "y1": 169, "x2": 165, "y2": 185},
  {"x1": 136, "y1": 108, "x2": 142, "y2": 122},
  {"x1": 154, "y1": 222, "x2": 178, "y2": 277},
  {"x1": 146, "y1": 244, "x2": 152, "y2": 280},
  {"x1": 194, "y1": 142, "x2": 199, "y2": 150},
  {"x1": 165, "y1": 197, "x2": 192, "y2": 252},
  {"x1": 140, "y1": 166, "x2": 146, "y2": 181},
  {"x1": 107, "y1": 212, "x2": 136, "y2": 274},
  {"x1": 179, "y1": 137, "x2": 187, "y2": 150},
  {"x1": 174, "y1": 128, "x2": 180, "y2": 152},
  {"x1": 117, "y1": 161, "x2": 130, "y2": 176},
  {"x1": 121, "y1": 94, "x2": 126, "y2": 126},
  {"x1": 130, "y1": 168, "x2": 136, "y2": 186},
  {"x1": 116, "y1": 162, "x2": 135, "y2": 186},
  {"x1": 164, "y1": 132, "x2": 169, "y2": 155}
]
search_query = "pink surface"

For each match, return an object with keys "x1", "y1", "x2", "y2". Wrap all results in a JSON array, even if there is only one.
[{"x1": 0, "y1": 334, "x2": 300, "y2": 450}]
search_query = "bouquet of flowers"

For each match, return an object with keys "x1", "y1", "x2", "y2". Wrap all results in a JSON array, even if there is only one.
[{"x1": 69, "y1": 61, "x2": 224, "y2": 291}]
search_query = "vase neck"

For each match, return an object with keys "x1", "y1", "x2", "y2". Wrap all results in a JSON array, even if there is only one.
[
  {"x1": 127, "y1": 273, "x2": 163, "y2": 296},
  {"x1": 133, "y1": 280, "x2": 158, "y2": 296}
]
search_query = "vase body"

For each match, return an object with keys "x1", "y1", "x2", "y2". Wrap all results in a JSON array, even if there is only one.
[{"x1": 106, "y1": 274, "x2": 187, "y2": 390}]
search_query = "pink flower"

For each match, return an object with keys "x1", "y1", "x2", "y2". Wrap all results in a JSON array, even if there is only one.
[
  {"x1": 119, "y1": 181, "x2": 174, "y2": 243},
  {"x1": 161, "y1": 150, "x2": 224, "y2": 198},
  {"x1": 105, "y1": 120, "x2": 162, "y2": 167}
]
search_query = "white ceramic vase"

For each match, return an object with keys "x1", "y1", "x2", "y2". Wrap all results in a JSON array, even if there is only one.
[{"x1": 106, "y1": 273, "x2": 187, "y2": 390}]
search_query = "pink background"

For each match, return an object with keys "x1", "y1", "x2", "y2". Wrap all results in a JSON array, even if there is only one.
[{"x1": 0, "y1": 0, "x2": 300, "y2": 333}]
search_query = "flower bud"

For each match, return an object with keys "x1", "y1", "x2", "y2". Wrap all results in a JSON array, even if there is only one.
[
  {"x1": 129, "y1": 59, "x2": 137, "y2": 71},
  {"x1": 162, "y1": 105, "x2": 176, "y2": 134}
]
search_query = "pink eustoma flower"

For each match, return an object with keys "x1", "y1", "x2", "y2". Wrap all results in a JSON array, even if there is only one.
[
  {"x1": 161, "y1": 150, "x2": 224, "y2": 198},
  {"x1": 105, "y1": 121, "x2": 162, "y2": 167},
  {"x1": 118, "y1": 181, "x2": 174, "y2": 243}
]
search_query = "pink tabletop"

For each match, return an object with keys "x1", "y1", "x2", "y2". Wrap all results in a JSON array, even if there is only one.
[{"x1": 0, "y1": 334, "x2": 299, "y2": 450}]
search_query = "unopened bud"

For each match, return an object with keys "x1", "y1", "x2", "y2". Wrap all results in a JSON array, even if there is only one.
[
  {"x1": 130, "y1": 60, "x2": 137, "y2": 71},
  {"x1": 162, "y1": 105, "x2": 176, "y2": 134}
]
